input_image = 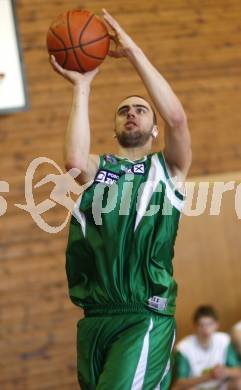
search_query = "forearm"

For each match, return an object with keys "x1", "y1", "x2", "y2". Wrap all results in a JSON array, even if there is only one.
[
  {"x1": 127, "y1": 46, "x2": 186, "y2": 126},
  {"x1": 225, "y1": 367, "x2": 241, "y2": 379},
  {"x1": 64, "y1": 84, "x2": 91, "y2": 170},
  {"x1": 174, "y1": 374, "x2": 212, "y2": 389}
]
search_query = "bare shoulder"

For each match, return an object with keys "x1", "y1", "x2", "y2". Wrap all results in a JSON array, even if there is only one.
[
  {"x1": 162, "y1": 150, "x2": 187, "y2": 194},
  {"x1": 163, "y1": 119, "x2": 192, "y2": 180},
  {"x1": 162, "y1": 147, "x2": 192, "y2": 181}
]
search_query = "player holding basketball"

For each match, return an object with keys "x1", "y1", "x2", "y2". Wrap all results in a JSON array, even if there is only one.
[{"x1": 50, "y1": 8, "x2": 191, "y2": 390}]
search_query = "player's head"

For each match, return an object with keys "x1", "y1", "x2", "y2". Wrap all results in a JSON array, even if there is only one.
[
  {"x1": 114, "y1": 95, "x2": 158, "y2": 148},
  {"x1": 231, "y1": 321, "x2": 241, "y2": 355},
  {"x1": 193, "y1": 305, "x2": 219, "y2": 338}
]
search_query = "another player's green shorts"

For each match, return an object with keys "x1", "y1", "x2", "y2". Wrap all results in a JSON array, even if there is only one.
[{"x1": 76, "y1": 306, "x2": 176, "y2": 390}]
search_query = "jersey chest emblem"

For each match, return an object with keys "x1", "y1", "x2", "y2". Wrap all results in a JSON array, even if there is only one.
[
  {"x1": 94, "y1": 170, "x2": 120, "y2": 185},
  {"x1": 104, "y1": 154, "x2": 117, "y2": 165},
  {"x1": 121, "y1": 163, "x2": 145, "y2": 175},
  {"x1": 133, "y1": 163, "x2": 145, "y2": 174}
]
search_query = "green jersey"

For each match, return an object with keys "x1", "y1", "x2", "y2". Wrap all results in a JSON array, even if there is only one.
[{"x1": 66, "y1": 151, "x2": 185, "y2": 316}]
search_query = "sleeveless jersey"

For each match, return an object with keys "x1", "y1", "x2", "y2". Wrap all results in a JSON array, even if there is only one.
[
  {"x1": 176, "y1": 332, "x2": 233, "y2": 389},
  {"x1": 65, "y1": 151, "x2": 185, "y2": 315}
]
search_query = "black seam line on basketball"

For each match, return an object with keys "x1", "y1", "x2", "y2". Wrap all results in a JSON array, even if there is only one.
[
  {"x1": 81, "y1": 33, "x2": 109, "y2": 47},
  {"x1": 49, "y1": 47, "x2": 105, "y2": 61},
  {"x1": 49, "y1": 34, "x2": 109, "y2": 53},
  {"x1": 50, "y1": 46, "x2": 105, "y2": 61},
  {"x1": 49, "y1": 28, "x2": 68, "y2": 67},
  {"x1": 80, "y1": 44, "x2": 105, "y2": 60},
  {"x1": 78, "y1": 13, "x2": 95, "y2": 46},
  {"x1": 67, "y1": 11, "x2": 85, "y2": 73}
]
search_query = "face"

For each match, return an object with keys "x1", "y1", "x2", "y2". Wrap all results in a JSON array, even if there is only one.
[
  {"x1": 114, "y1": 96, "x2": 156, "y2": 148},
  {"x1": 196, "y1": 317, "x2": 219, "y2": 338}
]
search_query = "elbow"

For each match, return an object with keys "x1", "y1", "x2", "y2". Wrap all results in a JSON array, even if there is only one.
[
  {"x1": 64, "y1": 159, "x2": 87, "y2": 173},
  {"x1": 168, "y1": 110, "x2": 188, "y2": 129}
]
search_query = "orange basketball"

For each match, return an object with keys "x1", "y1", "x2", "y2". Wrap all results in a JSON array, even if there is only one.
[{"x1": 47, "y1": 9, "x2": 110, "y2": 72}]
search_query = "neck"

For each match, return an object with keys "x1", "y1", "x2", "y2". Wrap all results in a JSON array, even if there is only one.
[
  {"x1": 117, "y1": 142, "x2": 152, "y2": 161},
  {"x1": 197, "y1": 334, "x2": 212, "y2": 348}
]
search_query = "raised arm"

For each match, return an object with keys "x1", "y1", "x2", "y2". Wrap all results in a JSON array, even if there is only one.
[
  {"x1": 49, "y1": 55, "x2": 100, "y2": 185},
  {"x1": 102, "y1": 9, "x2": 192, "y2": 181}
]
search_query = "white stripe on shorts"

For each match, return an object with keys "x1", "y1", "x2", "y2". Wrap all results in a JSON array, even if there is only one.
[
  {"x1": 153, "y1": 329, "x2": 176, "y2": 390},
  {"x1": 131, "y1": 318, "x2": 153, "y2": 390}
]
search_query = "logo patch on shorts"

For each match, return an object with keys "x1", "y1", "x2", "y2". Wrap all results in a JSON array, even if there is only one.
[
  {"x1": 148, "y1": 296, "x2": 167, "y2": 311},
  {"x1": 94, "y1": 170, "x2": 120, "y2": 185}
]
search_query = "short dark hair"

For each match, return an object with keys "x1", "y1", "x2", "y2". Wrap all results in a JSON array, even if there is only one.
[
  {"x1": 117, "y1": 95, "x2": 157, "y2": 126},
  {"x1": 193, "y1": 305, "x2": 219, "y2": 323}
]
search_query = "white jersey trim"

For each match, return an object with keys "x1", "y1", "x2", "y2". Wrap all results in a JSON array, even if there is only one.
[
  {"x1": 134, "y1": 154, "x2": 185, "y2": 231},
  {"x1": 72, "y1": 180, "x2": 94, "y2": 237}
]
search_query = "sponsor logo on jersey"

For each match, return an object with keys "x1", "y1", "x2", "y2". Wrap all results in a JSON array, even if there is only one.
[
  {"x1": 121, "y1": 163, "x2": 145, "y2": 175},
  {"x1": 133, "y1": 163, "x2": 145, "y2": 174},
  {"x1": 94, "y1": 170, "x2": 120, "y2": 185},
  {"x1": 148, "y1": 296, "x2": 167, "y2": 311}
]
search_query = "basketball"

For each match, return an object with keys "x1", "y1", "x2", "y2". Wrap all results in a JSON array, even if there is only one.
[{"x1": 46, "y1": 9, "x2": 110, "y2": 72}]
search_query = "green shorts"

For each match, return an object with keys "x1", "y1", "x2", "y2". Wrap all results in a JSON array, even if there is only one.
[{"x1": 76, "y1": 305, "x2": 176, "y2": 389}]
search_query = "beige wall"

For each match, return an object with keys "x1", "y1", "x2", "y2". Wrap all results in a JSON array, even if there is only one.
[{"x1": 175, "y1": 172, "x2": 241, "y2": 340}]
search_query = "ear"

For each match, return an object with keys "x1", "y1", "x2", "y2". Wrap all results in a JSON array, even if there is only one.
[
  {"x1": 151, "y1": 126, "x2": 159, "y2": 139},
  {"x1": 113, "y1": 133, "x2": 117, "y2": 138}
]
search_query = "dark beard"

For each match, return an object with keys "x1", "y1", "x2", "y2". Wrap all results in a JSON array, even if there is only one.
[{"x1": 116, "y1": 129, "x2": 152, "y2": 148}]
